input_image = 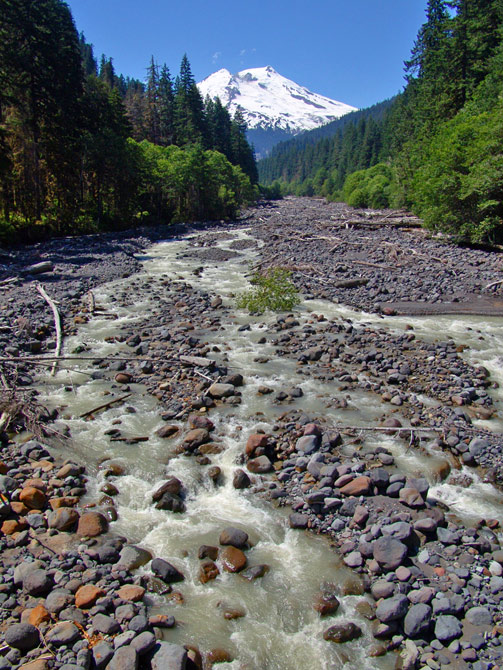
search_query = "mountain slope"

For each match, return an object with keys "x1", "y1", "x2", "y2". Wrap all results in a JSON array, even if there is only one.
[{"x1": 198, "y1": 66, "x2": 357, "y2": 156}]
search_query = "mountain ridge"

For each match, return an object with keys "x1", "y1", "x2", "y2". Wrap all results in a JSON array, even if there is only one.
[{"x1": 197, "y1": 66, "x2": 357, "y2": 156}]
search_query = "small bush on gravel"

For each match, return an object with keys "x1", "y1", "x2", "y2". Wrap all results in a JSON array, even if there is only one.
[{"x1": 237, "y1": 268, "x2": 299, "y2": 313}]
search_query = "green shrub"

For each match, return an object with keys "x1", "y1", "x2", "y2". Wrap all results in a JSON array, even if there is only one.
[
  {"x1": 237, "y1": 268, "x2": 300, "y2": 313},
  {"x1": 342, "y1": 163, "x2": 393, "y2": 209}
]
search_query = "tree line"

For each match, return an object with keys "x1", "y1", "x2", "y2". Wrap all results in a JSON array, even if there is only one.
[
  {"x1": 260, "y1": 0, "x2": 503, "y2": 244},
  {"x1": 0, "y1": 0, "x2": 258, "y2": 243}
]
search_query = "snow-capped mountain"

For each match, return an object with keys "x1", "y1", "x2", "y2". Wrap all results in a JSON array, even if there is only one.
[{"x1": 198, "y1": 66, "x2": 357, "y2": 156}]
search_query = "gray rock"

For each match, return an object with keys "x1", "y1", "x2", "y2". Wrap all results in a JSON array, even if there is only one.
[
  {"x1": 219, "y1": 527, "x2": 249, "y2": 549},
  {"x1": 465, "y1": 606, "x2": 493, "y2": 627},
  {"x1": 371, "y1": 581, "x2": 395, "y2": 600},
  {"x1": 13, "y1": 560, "x2": 43, "y2": 585},
  {"x1": 403, "y1": 603, "x2": 432, "y2": 638},
  {"x1": 107, "y1": 645, "x2": 139, "y2": 670},
  {"x1": 376, "y1": 595, "x2": 409, "y2": 623},
  {"x1": 208, "y1": 382, "x2": 235, "y2": 398},
  {"x1": 131, "y1": 631, "x2": 156, "y2": 655},
  {"x1": 381, "y1": 521, "x2": 413, "y2": 543},
  {"x1": 4, "y1": 623, "x2": 39, "y2": 651},
  {"x1": 469, "y1": 437, "x2": 489, "y2": 459},
  {"x1": 289, "y1": 513, "x2": 309, "y2": 529},
  {"x1": 93, "y1": 640, "x2": 114, "y2": 669},
  {"x1": 92, "y1": 613, "x2": 121, "y2": 635},
  {"x1": 343, "y1": 551, "x2": 363, "y2": 568},
  {"x1": 233, "y1": 469, "x2": 251, "y2": 489},
  {"x1": 114, "y1": 631, "x2": 137, "y2": 649},
  {"x1": 118, "y1": 545, "x2": 153, "y2": 571},
  {"x1": 435, "y1": 615, "x2": 463, "y2": 642},
  {"x1": 23, "y1": 568, "x2": 53, "y2": 596},
  {"x1": 128, "y1": 614, "x2": 149, "y2": 634},
  {"x1": 45, "y1": 589, "x2": 74, "y2": 613},
  {"x1": 46, "y1": 621, "x2": 81, "y2": 646},
  {"x1": 149, "y1": 641, "x2": 188, "y2": 670},
  {"x1": 373, "y1": 536, "x2": 408, "y2": 570},
  {"x1": 295, "y1": 435, "x2": 319, "y2": 455}
]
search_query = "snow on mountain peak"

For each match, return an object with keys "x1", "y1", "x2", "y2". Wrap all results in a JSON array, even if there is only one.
[{"x1": 197, "y1": 66, "x2": 357, "y2": 134}]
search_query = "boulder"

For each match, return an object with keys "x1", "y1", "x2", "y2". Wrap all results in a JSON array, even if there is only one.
[
  {"x1": 5, "y1": 623, "x2": 40, "y2": 651},
  {"x1": 19, "y1": 486, "x2": 46, "y2": 510},
  {"x1": 149, "y1": 642, "x2": 187, "y2": 670},
  {"x1": 46, "y1": 621, "x2": 80, "y2": 646},
  {"x1": 219, "y1": 527, "x2": 249, "y2": 548},
  {"x1": 118, "y1": 545, "x2": 153, "y2": 570},
  {"x1": 339, "y1": 476, "x2": 372, "y2": 497},
  {"x1": 373, "y1": 536, "x2": 408, "y2": 571},
  {"x1": 245, "y1": 433, "x2": 269, "y2": 457},
  {"x1": 151, "y1": 558, "x2": 184, "y2": 583},
  {"x1": 117, "y1": 585, "x2": 145, "y2": 602},
  {"x1": 289, "y1": 513, "x2": 309, "y2": 529},
  {"x1": 208, "y1": 383, "x2": 235, "y2": 398},
  {"x1": 403, "y1": 604, "x2": 432, "y2": 638},
  {"x1": 47, "y1": 507, "x2": 79, "y2": 531},
  {"x1": 323, "y1": 622, "x2": 362, "y2": 643},
  {"x1": 76, "y1": 512, "x2": 108, "y2": 537},
  {"x1": 376, "y1": 595, "x2": 409, "y2": 623},
  {"x1": 435, "y1": 615, "x2": 463, "y2": 642},
  {"x1": 247, "y1": 455, "x2": 272, "y2": 473},
  {"x1": 75, "y1": 584, "x2": 105, "y2": 609},
  {"x1": 241, "y1": 564, "x2": 269, "y2": 581},
  {"x1": 183, "y1": 428, "x2": 210, "y2": 450},
  {"x1": 233, "y1": 469, "x2": 251, "y2": 489},
  {"x1": 108, "y1": 646, "x2": 139, "y2": 670},
  {"x1": 465, "y1": 606, "x2": 493, "y2": 627},
  {"x1": 220, "y1": 546, "x2": 247, "y2": 572},
  {"x1": 24, "y1": 569, "x2": 53, "y2": 596}
]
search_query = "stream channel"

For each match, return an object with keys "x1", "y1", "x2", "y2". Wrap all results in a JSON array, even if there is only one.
[{"x1": 33, "y1": 227, "x2": 503, "y2": 669}]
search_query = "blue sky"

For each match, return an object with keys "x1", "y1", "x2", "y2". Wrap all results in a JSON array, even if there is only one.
[{"x1": 67, "y1": 0, "x2": 428, "y2": 109}]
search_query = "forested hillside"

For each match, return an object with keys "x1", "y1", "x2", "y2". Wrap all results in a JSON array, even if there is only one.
[
  {"x1": 0, "y1": 0, "x2": 258, "y2": 243},
  {"x1": 260, "y1": 0, "x2": 503, "y2": 244}
]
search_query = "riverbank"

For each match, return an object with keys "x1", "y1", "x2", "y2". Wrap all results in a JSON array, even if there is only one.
[{"x1": 0, "y1": 198, "x2": 503, "y2": 669}]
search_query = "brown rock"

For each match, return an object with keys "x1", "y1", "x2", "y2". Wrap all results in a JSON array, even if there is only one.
[
  {"x1": 222, "y1": 608, "x2": 245, "y2": 620},
  {"x1": 23, "y1": 478, "x2": 46, "y2": 491},
  {"x1": 323, "y1": 621, "x2": 363, "y2": 643},
  {"x1": 56, "y1": 463, "x2": 82, "y2": 478},
  {"x1": 152, "y1": 477, "x2": 182, "y2": 500},
  {"x1": 19, "y1": 486, "x2": 47, "y2": 510},
  {"x1": 117, "y1": 585, "x2": 145, "y2": 602},
  {"x1": 340, "y1": 476, "x2": 372, "y2": 497},
  {"x1": 245, "y1": 433, "x2": 268, "y2": 457},
  {"x1": 382, "y1": 417, "x2": 402, "y2": 434},
  {"x1": 199, "y1": 560, "x2": 220, "y2": 583},
  {"x1": 188, "y1": 414, "x2": 214, "y2": 431},
  {"x1": 206, "y1": 649, "x2": 233, "y2": 664},
  {"x1": 115, "y1": 372, "x2": 133, "y2": 384},
  {"x1": 183, "y1": 428, "x2": 210, "y2": 450},
  {"x1": 75, "y1": 584, "x2": 105, "y2": 609},
  {"x1": 76, "y1": 512, "x2": 108, "y2": 537},
  {"x1": 28, "y1": 604, "x2": 51, "y2": 627},
  {"x1": 247, "y1": 455, "x2": 272, "y2": 474},
  {"x1": 0, "y1": 461, "x2": 8, "y2": 475},
  {"x1": 198, "y1": 545, "x2": 219, "y2": 560},
  {"x1": 10, "y1": 502, "x2": 29, "y2": 516},
  {"x1": 49, "y1": 497, "x2": 79, "y2": 510},
  {"x1": 2, "y1": 518, "x2": 28, "y2": 535},
  {"x1": 48, "y1": 507, "x2": 79, "y2": 531},
  {"x1": 220, "y1": 546, "x2": 247, "y2": 573},
  {"x1": 156, "y1": 424, "x2": 179, "y2": 439},
  {"x1": 314, "y1": 592, "x2": 340, "y2": 616},
  {"x1": 198, "y1": 443, "x2": 223, "y2": 455}
]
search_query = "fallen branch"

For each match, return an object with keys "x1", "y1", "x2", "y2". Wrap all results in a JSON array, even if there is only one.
[
  {"x1": 80, "y1": 393, "x2": 132, "y2": 419},
  {"x1": 484, "y1": 278, "x2": 503, "y2": 290},
  {"x1": 336, "y1": 424, "x2": 438, "y2": 434},
  {"x1": 36, "y1": 284, "x2": 62, "y2": 376}
]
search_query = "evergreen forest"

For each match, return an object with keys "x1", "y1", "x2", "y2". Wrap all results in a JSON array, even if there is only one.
[
  {"x1": 0, "y1": 0, "x2": 258, "y2": 243},
  {"x1": 259, "y1": 0, "x2": 503, "y2": 244}
]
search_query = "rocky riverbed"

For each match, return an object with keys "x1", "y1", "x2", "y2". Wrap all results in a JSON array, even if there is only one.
[{"x1": 0, "y1": 197, "x2": 503, "y2": 670}]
